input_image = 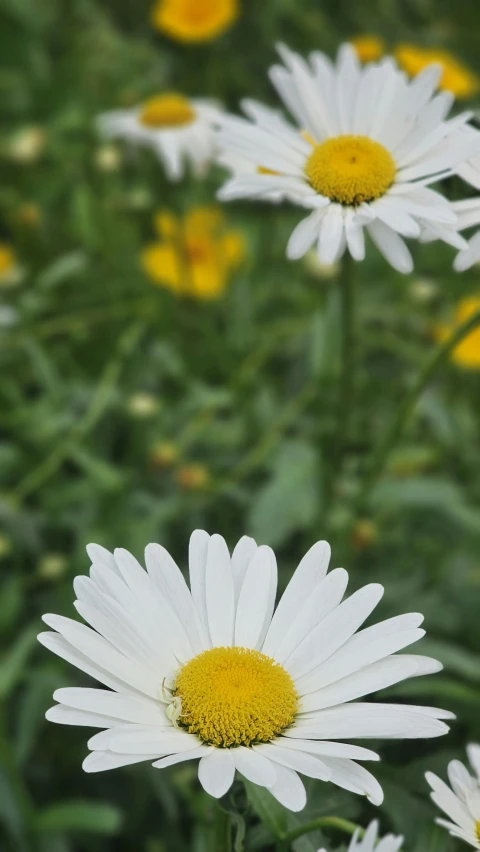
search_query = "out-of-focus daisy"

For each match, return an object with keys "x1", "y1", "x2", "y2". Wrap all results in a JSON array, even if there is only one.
[
  {"x1": 395, "y1": 45, "x2": 480, "y2": 99},
  {"x1": 434, "y1": 297, "x2": 480, "y2": 369},
  {"x1": 151, "y1": 0, "x2": 238, "y2": 43},
  {"x1": 98, "y1": 94, "x2": 221, "y2": 181},
  {"x1": 426, "y1": 744, "x2": 480, "y2": 849},
  {"x1": 141, "y1": 207, "x2": 244, "y2": 299},
  {"x1": 350, "y1": 36, "x2": 385, "y2": 64},
  {"x1": 39, "y1": 531, "x2": 451, "y2": 811},
  {"x1": 0, "y1": 243, "x2": 22, "y2": 286},
  {"x1": 7, "y1": 126, "x2": 46, "y2": 163},
  {"x1": 318, "y1": 819, "x2": 403, "y2": 852},
  {"x1": 449, "y1": 154, "x2": 480, "y2": 272},
  {"x1": 217, "y1": 44, "x2": 478, "y2": 273}
]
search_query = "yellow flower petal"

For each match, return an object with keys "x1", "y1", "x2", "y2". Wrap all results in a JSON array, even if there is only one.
[
  {"x1": 141, "y1": 243, "x2": 182, "y2": 292},
  {"x1": 152, "y1": 0, "x2": 239, "y2": 44},
  {"x1": 435, "y1": 297, "x2": 480, "y2": 370},
  {"x1": 222, "y1": 231, "x2": 245, "y2": 269},
  {"x1": 395, "y1": 45, "x2": 480, "y2": 99},
  {"x1": 350, "y1": 35, "x2": 385, "y2": 63},
  {"x1": 154, "y1": 210, "x2": 179, "y2": 239},
  {"x1": 0, "y1": 243, "x2": 16, "y2": 277}
]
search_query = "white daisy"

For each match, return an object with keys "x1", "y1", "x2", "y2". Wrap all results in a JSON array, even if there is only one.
[
  {"x1": 98, "y1": 93, "x2": 221, "y2": 181},
  {"x1": 426, "y1": 744, "x2": 480, "y2": 848},
  {"x1": 39, "y1": 532, "x2": 452, "y2": 812},
  {"x1": 451, "y1": 153, "x2": 480, "y2": 271},
  {"x1": 216, "y1": 44, "x2": 480, "y2": 273},
  {"x1": 318, "y1": 819, "x2": 403, "y2": 852}
]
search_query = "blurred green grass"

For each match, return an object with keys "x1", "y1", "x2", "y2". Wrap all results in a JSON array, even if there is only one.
[{"x1": 1, "y1": 0, "x2": 480, "y2": 849}]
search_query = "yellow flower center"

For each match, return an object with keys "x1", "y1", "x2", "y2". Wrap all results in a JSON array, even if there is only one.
[
  {"x1": 305, "y1": 134, "x2": 396, "y2": 206},
  {"x1": 476, "y1": 821, "x2": 480, "y2": 843},
  {"x1": 174, "y1": 646, "x2": 298, "y2": 747},
  {"x1": 139, "y1": 94, "x2": 195, "y2": 129}
]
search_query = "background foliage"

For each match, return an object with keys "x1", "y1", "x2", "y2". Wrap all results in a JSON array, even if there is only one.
[{"x1": 1, "y1": 0, "x2": 480, "y2": 849}]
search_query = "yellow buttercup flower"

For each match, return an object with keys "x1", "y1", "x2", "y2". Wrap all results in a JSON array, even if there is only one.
[
  {"x1": 141, "y1": 207, "x2": 245, "y2": 300},
  {"x1": 435, "y1": 297, "x2": 480, "y2": 369},
  {"x1": 151, "y1": 0, "x2": 238, "y2": 43},
  {"x1": 0, "y1": 243, "x2": 21, "y2": 286},
  {"x1": 395, "y1": 45, "x2": 480, "y2": 99},
  {"x1": 350, "y1": 35, "x2": 385, "y2": 63}
]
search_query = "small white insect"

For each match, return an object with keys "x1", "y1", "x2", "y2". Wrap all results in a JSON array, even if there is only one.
[{"x1": 159, "y1": 678, "x2": 184, "y2": 728}]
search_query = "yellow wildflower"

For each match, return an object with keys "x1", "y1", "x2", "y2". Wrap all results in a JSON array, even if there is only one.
[
  {"x1": 141, "y1": 207, "x2": 245, "y2": 300},
  {"x1": 151, "y1": 441, "x2": 180, "y2": 468},
  {"x1": 395, "y1": 45, "x2": 480, "y2": 99},
  {"x1": 0, "y1": 243, "x2": 21, "y2": 286},
  {"x1": 350, "y1": 35, "x2": 385, "y2": 63},
  {"x1": 175, "y1": 463, "x2": 209, "y2": 490},
  {"x1": 151, "y1": 0, "x2": 238, "y2": 43},
  {"x1": 435, "y1": 297, "x2": 480, "y2": 369}
]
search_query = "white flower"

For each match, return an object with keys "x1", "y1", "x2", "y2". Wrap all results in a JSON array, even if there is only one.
[
  {"x1": 450, "y1": 153, "x2": 480, "y2": 271},
  {"x1": 39, "y1": 532, "x2": 452, "y2": 812},
  {"x1": 317, "y1": 819, "x2": 403, "y2": 852},
  {"x1": 426, "y1": 744, "x2": 480, "y2": 848},
  {"x1": 98, "y1": 93, "x2": 222, "y2": 181},
  {"x1": 216, "y1": 44, "x2": 480, "y2": 273}
]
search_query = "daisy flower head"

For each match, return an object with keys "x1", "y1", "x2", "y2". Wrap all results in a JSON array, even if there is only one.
[
  {"x1": 39, "y1": 532, "x2": 452, "y2": 812},
  {"x1": 426, "y1": 744, "x2": 480, "y2": 848},
  {"x1": 97, "y1": 94, "x2": 222, "y2": 181},
  {"x1": 434, "y1": 297, "x2": 480, "y2": 369},
  {"x1": 216, "y1": 44, "x2": 480, "y2": 273},
  {"x1": 151, "y1": 0, "x2": 238, "y2": 44},
  {"x1": 318, "y1": 819, "x2": 403, "y2": 852},
  {"x1": 141, "y1": 206, "x2": 245, "y2": 299},
  {"x1": 395, "y1": 45, "x2": 480, "y2": 100}
]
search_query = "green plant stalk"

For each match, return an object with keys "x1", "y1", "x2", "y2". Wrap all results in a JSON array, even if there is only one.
[
  {"x1": 213, "y1": 805, "x2": 232, "y2": 852},
  {"x1": 357, "y1": 307, "x2": 480, "y2": 511},
  {"x1": 277, "y1": 815, "x2": 360, "y2": 850},
  {"x1": 337, "y1": 253, "x2": 355, "y2": 463}
]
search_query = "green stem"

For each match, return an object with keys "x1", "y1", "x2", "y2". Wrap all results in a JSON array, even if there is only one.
[
  {"x1": 278, "y1": 816, "x2": 360, "y2": 850},
  {"x1": 357, "y1": 308, "x2": 480, "y2": 511},
  {"x1": 335, "y1": 253, "x2": 355, "y2": 466},
  {"x1": 213, "y1": 805, "x2": 232, "y2": 852}
]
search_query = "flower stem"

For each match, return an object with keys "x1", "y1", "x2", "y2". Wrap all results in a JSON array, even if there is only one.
[
  {"x1": 278, "y1": 816, "x2": 360, "y2": 849},
  {"x1": 213, "y1": 805, "x2": 232, "y2": 852},
  {"x1": 357, "y1": 307, "x2": 480, "y2": 511},
  {"x1": 335, "y1": 252, "x2": 355, "y2": 466}
]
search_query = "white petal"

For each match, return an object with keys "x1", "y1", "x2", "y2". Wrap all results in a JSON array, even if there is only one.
[
  {"x1": 287, "y1": 209, "x2": 327, "y2": 259},
  {"x1": 288, "y1": 703, "x2": 450, "y2": 739},
  {"x1": 46, "y1": 706, "x2": 120, "y2": 728},
  {"x1": 198, "y1": 750, "x2": 236, "y2": 798},
  {"x1": 37, "y1": 631, "x2": 139, "y2": 696},
  {"x1": 153, "y1": 745, "x2": 213, "y2": 769},
  {"x1": 318, "y1": 205, "x2": 344, "y2": 265},
  {"x1": 205, "y1": 535, "x2": 235, "y2": 646},
  {"x1": 39, "y1": 619, "x2": 156, "y2": 697},
  {"x1": 300, "y1": 654, "x2": 441, "y2": 713},
  {"x1": 255, "y1": 743, "x2": 331, "y2": 781},
  {"x1": 235, "y1": 546, "x2": 277, "y2": 649},
  {"x1": 83, "y1": 751, "x2": 158, "y2": 773},
  {"x1": 144, "y1": 543, "x2": 205, "y2": 653},
  {"x1": 231, "y1": 535, "x2": 257, "y2": 602},
  {"x1": 467, "y1": 744, "x2": 480, "y2": 781},
  {"x1": 367, "y1": 220, "x2": 413, "y2": 274},
  {"x1": 262, "y1": 541, "x2": 331, "y2": 658},
  {"x1": 87, "y1": 726, "x2": 197, "y2": 755},
  {"x1": 52, "y1": 687, "x2": 167, "y2": 725},
  {"x1": 273, "y1": 568, "x2": 348, "y2": 665},
  {"x1": 268, "y1": 764, "x2": 307, "y2": 812},
  {"x1": 320, "y1": 757, "x2": 384, "y2": 805},
  {"x1": 285, "y1": 583, "x2": 384, "y2": 679},
  {"x1": 189, "y1": 530, "x2": 211, "y2": 644},
  {"x1": 234, "y1": 747, "x2": 277, "y2": 788},
  {"x1": 276, "y1": 737, "x2": 379, "y2": 762}
]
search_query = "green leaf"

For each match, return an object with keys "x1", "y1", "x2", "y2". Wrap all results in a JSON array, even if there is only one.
[
  {"x1": 370, "y1": 477, "x2": 480, "y2": 534},
  {"x1": 35, "y1": 800, "x2": 123, "y2": 835},
  {"x1": 37, "y1": 251, "x2": 89, "y2": 290},
  {"x1": 416, "y1": 638, "x2": 480, "y2": 683},
  {"x1": 247, "y1": 440, "x2": 320, "y2": 547},
  {"x1": 244, "y1": 781, "x2": 287, "y2": 840},
  {"x1": 0, "y1": 625, "x2": 37, "y2": 698}
]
